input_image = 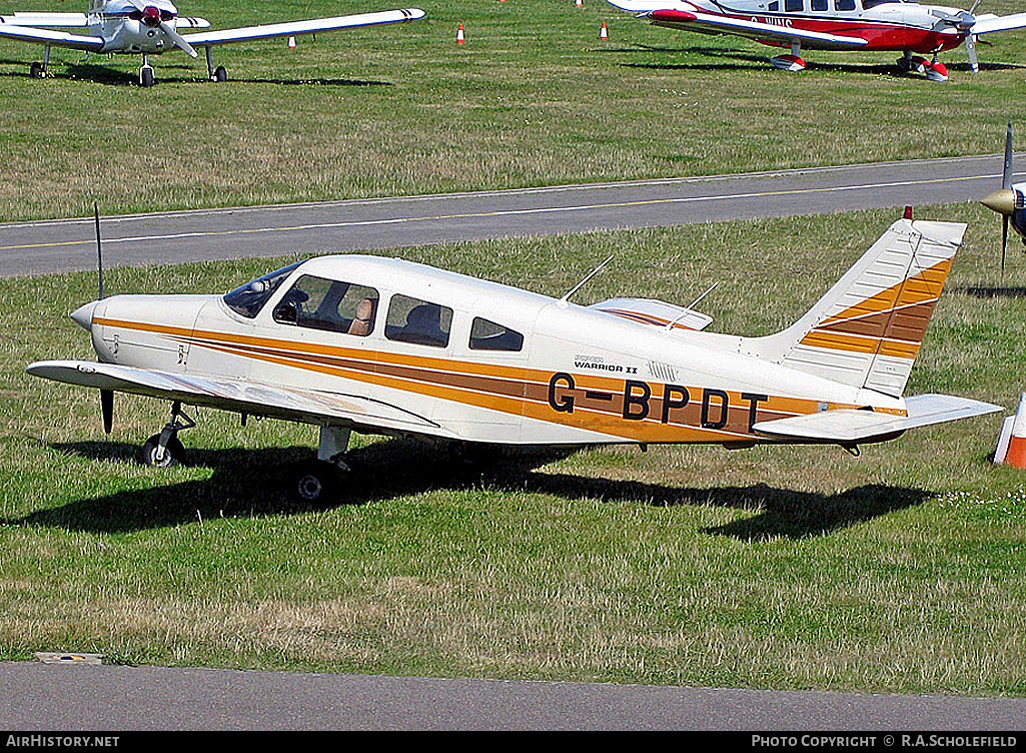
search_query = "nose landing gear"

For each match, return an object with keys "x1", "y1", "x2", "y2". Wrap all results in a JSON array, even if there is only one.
[{"x1": 140, "y1": 401, "x2": 194, "y2": 467}]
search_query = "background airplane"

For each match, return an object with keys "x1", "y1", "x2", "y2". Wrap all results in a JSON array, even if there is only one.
[
  {"x1": 27, "y1": 213, "x2": 999, "y2": 503},
  {"x1": 981, "y1": 122, "x2": 1026, "y2": 275},
  {"x1": 0, "y1": 0, "x2": 425, "y2": 86},
  {"x1": 607, "y1": 0, "x2": 1026, "y2": 81}
]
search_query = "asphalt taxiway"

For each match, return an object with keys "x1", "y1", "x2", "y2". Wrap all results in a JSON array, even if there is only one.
[{"x1": 0, "y1": 153, "x2": 1019, "y2": 277}]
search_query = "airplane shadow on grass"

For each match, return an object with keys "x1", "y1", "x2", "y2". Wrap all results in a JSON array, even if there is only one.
[
  {"x1": 617, "y1": 45, "x2": 1025, "y2": 75},
  {"x1": 7, "y1": 438, "x2": 930, "y2": 541},
  {"x1": 0, "y1": 61, "x2": 392, "y2": 87}
]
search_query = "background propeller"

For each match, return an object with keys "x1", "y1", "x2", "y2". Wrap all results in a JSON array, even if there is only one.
[
  {"x1": 981, "y1": 121, "x2": 1016, "y2": 276},
  {"x1": 135, "y1": 4, "x2": 197, "y2": 57}
]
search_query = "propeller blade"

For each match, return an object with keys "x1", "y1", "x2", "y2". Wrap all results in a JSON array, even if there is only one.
[
  {"x1": 1002, "y1": 214, "x2": 1009, "y2": 278},
  {"x1": 160, "y1": 20, "x2": 197, "y2": 58},
  {"x1": 1003, "y1": 120, "x2": 1014, "y2": 190},
  {"x1": 100, "y1": 389, "x2": 113, "y2": 435},
  {"x1": 966, "y1": 33, "x2": 979, "y2": 72}
]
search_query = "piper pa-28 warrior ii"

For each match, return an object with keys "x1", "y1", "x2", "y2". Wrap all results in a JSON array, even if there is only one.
[
  {"x1": 0, "y1": 1, "x2": 425, "y2": 86},
  {"x1": 608, "y1": 0, "x2": 1026, "y2": 81},
  {"x1": 28, "y1": 215, "x2": 1000, "y2": 503}
]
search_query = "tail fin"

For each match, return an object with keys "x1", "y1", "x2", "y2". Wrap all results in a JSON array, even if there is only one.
[{"x1": 745, "y1": 218, "x2": 964, "y2": 398}]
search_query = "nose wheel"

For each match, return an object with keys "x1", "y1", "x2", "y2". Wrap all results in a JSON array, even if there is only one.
[
  {"x1": 139, "y1": 54, "x2": 155, "y2": 87},
  {"x1": 140, "y1": 401, "x2": 194, "y2": 467}
]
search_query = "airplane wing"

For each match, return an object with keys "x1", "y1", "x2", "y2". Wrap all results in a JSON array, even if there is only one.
[
  {"x1": 588, "y1": 297, "x2": 713, "y2": 331},
  {"x1": 751, "y1": 394, "x2": 1001, "y2": 443},
  {"x1": 607, "y1": 1, "x2": 868, "y2": 47},
  {"x1": 971, "y1": 12, "x2": 1026, "y2": 35},
  {"x1": 0, "y1": 13, "x2": 88, "y2": 27},
  {"x1": 27, "y1": 360, "x2": 445, "y2": 436},
  {"x1": 181, "y1": 8, "x2": 425, "y2": 47},
  {"x1": 0, "y1": 22, "x2": 103, "y2": 51}
]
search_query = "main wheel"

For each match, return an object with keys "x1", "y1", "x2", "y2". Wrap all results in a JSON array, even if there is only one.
[
  {"x1": 30, "y1": 62, "x2": 44, "y2": 79},
  {"x1": 140, "y1": 67, "x2": 155, "y2": 88},
  {"x1": 289, "y1": 460, "x2": 343, "y2": 505},
  {"x1": 213, "y1": 66, "x2": 227, "y2": 83},
  {"x1": 141, "y1": 434, "x2": 185, "y2": 467}
]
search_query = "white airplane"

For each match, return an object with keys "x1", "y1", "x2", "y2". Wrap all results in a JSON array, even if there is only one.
[
  {"x1": 0, "y1": 0, "x2": 425, "y2": 86},
  {"x1": 607, "y1": 0, "x2": 1026, "y2": 81},
  {"x1": 981, "y1": 122, "x2": 1026, "y2": 274},
  {"x1": 27, "y1": 213, "x2": 1000, "y2": 503}
]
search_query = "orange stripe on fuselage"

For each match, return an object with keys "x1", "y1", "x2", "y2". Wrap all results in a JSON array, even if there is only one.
[{"x1": 94, "y1": 317, "x2": 904, "y2": 442}]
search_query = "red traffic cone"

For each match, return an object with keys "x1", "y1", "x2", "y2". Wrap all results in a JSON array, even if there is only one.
[
  {"x1": 599, "y1": 21, "x2": 608, "y2": 40},
  {"x1": 575, "y1": 0, "x2": 583, "y2": 6},
  {"x1": 457, "y1": 24, "x2": 465, "y2": 44},
  {"x1": 995, "y1": 393, "x2": 1026, "y2": 467},
  {"x1": 287, "y1": 36, "x2": 296, "y2": 49}
]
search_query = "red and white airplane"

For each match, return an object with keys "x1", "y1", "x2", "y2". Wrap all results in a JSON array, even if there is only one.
[
  {"x1": 0, "y1": 0, "x2": 424, "y2": 86},
  {"x1": 608, "y1": 0, "x2": 1026, "y2": 80}
]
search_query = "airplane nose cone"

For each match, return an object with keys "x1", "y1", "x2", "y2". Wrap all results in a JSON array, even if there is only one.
[
  {"x1": 982, "y1": 188, "x2": 1016, "y2": 216},
  {"x1": 70, "y1": 301, "x2": 98, "y2": 331}
]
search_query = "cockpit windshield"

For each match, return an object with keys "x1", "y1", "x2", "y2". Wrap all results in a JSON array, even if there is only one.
[{"x1": 223, "y1": 261, "x2": 303, "y2": 318}]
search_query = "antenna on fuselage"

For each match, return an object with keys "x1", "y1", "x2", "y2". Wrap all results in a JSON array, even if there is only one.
[
  {"x1": 94, "y1": 201, "x2": 105, "y2": 300},
  {"x1": 664, "y1": 282, "x2": 719, "y2": 331},
  {"x1": 560, "y1": 254, "x2": 614, "y2": 304}
]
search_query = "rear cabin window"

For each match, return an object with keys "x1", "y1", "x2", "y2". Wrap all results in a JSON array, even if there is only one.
[
  {"x1": 272, "y1": 275, "x2": 379, "y2": 337},
  {"x1": 768, "y1": 1, "x2": 779, "y2": 8},
  {"x1": 469, "y1": 317, "x2": 524, "y2": 352},
  {"x1": 785, "y1": 0, "x2": 803, "y2": 10},
  {"x1": 835, "y1": 0, "x2": 856, "y2": 8},
  {"x1": 385, "y1": 294, "x2": 453, "y2": 348},
  {"x1": 811, "y1": 0, "x2": 828, "y2": 9}
]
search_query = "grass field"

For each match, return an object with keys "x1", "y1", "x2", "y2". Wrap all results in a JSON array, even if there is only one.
[
  {"x1": 1, "y1": 0, "x2": 1026, "y2": 221},
  {"x1": 2, "y1": 203, "x2": 1025, "y2": 694}
]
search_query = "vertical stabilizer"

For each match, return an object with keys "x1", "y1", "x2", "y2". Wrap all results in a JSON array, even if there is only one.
[{"x1": 745, "y1": 219, "x2": 963, "y2": 398}]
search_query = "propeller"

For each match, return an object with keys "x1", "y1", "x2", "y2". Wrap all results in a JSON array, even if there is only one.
[
  {"x1": 936, "y1": 1, "x2": 983, "y2": 71},
  {"x1": 137, "y1": 4, "x2": 197, "y2": 58},
  {"x1": 980, "y1": 121, "x2": 1016, "y2": 276}
]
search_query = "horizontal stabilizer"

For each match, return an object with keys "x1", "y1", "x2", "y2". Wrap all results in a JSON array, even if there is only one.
[
  {"x1": 27, "y1": 360, "x2": 441, "y2": 434},
  {"x1": 752, "y1": 394, "x2": 1001, "y2": 442}
]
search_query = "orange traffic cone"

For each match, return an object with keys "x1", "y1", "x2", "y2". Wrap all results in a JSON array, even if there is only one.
[
  {"x1": 995, "y1": 392, "x2": 1026, "y2": 467},
  {"x1": 599, "y1": 21, "x2": 608, "y2": 39},
  {"x1": 457, "y1": 24, "x2": 465, "y2": 44}
]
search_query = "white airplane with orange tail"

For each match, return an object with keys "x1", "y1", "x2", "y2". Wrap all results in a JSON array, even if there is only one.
[
  {"x1": 28, "y1": 213, "x2": 999, "y2": 502},
  {"x1": 0, "y1": 0, "x2": 424, "y2": 86},
  {"x1": 608, "y1": 0, "x2": 1026, "y2": 81}
]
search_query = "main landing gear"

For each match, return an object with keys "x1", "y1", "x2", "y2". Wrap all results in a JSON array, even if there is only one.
[
  {"x1": 897, "y1": 50, "x2": 949, "y2": 82},
  {"x1": 770, "y1": 41, "x2": 806, "y2": 72},
  {"x1": 30, "y1": 44, "x2": 51, "y2": 79},
  {"x1": 204, "y1": 47, "x2": 227, "y2": 83},
  {"x1": 138, "y1": 406, "x2": 350, "y2": 505}
]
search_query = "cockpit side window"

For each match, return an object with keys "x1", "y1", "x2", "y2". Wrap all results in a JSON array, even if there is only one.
[
  {"x1": 223, "y1": 261, "x2": 303, "y2": 319},
  {"x1": 784, "y1": 0, "x2": 803, "y2": 10},
  {"x1": 469, "y1": 317, "x2": 524, "y2": 352},
  {"x1": 385, "y1": 294, "x2": 453, "y2": 348},
  {"x1": 835, "y1": 0, "x2": 856, "y2": 9},
  {"x1": 862, "y1": 0, "x2": 892, "y2": 7},
  {"x1": 272, "y1": 274, "x2": 379, "y2": 337}
]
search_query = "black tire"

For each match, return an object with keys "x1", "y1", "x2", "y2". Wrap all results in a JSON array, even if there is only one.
[
  {"x1": 289, "y1": 460, "x2": 343, "y2": 505},
  {"x1": 141, "y1": 434, "x2": 185, "y2": 467},
  {"x1": 213, "y1": 66, "x2": 227, "y2": 83},
  {"x1": 30, "y1": 62, "x2": 44, "y2": 79},
  {"x1": 140, "y1": 67, "x2": 154, "y2": 87}
]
